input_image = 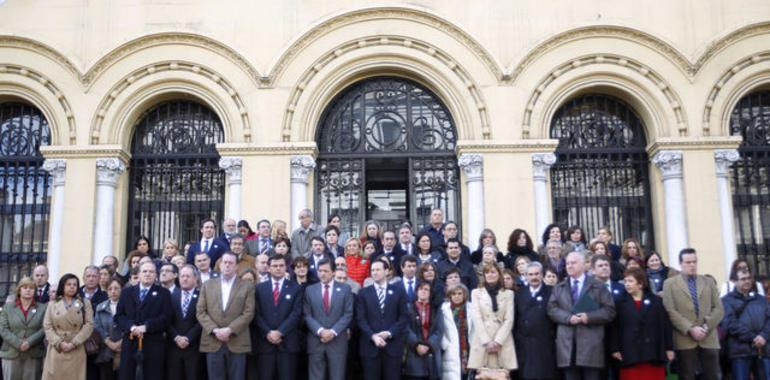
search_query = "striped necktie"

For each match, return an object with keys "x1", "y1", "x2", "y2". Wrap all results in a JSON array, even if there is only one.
[{"x1": 377, "y1": 286, "x2": 385, "y2": 312}]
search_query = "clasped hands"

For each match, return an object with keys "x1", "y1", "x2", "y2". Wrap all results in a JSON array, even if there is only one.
[
  {"x1": 371, "y1": 331, "x2": 392, "y2": 347},
  {"x1": 317, "y1": 328, "x2": 336, "y2": 343},
  {"x1": 266, "y1": 330, "x2": 283, "y2": 345},
  {"x1": 568, "y1": 313, "x2": 589, "y2": 325},
  {"x1": 484, "y1": 341, "x2": 501, "y2": 353},
  {"x1": 213, "y1": 327, "x2": 233, "y2": 343},
  {"x1": 129, "y1": 325, "x2": 147, "y2": 339},
  {"x1": 687, "y1": 324, "x2": 709, "y2": 341}
]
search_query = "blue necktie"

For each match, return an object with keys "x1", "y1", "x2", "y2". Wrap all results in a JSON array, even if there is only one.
[
  {"x1": 203, "y1": 240, "x2": 210, "y2": 253},
  {"x1": 139, "y1": 288, "x2": 148, "y2": 302},
  {"x1": 688, "y1": 276, "x2": 700, "y2": 317},
  {"x1": 571, "y1": 279, "x2": 580, "y2": 305},
  {"x1": 407, "y1": 280, "x2": 414, "y2": 302}
]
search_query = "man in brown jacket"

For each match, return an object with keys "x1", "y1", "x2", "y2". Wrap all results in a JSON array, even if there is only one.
[
  {"x1": 662, "y1": 248, "x2": 724, "y2": 380},
  {"x1": 196, "y1": 251, "x2": 256, "y2": 380}
]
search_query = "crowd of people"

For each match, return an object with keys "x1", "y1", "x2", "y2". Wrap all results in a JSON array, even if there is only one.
[{"x1": 1, "y1": 207, "x2": 767, "y2": 380}]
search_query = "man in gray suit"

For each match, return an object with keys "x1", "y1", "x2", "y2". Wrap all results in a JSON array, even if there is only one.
[
  {"x1": 303, "y1": 259, "x2": 354, "y2": 380},
  {"x1": 548, "y1": 250, "x2": 616, "y2": 380}
]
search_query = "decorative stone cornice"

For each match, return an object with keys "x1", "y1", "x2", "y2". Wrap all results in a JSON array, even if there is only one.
[
  {"x1": 521, "y1": 54, "x2": 687, "y2": 138},
  {"x1": 0, "y1": 64, "x2": 77, "y2": 144},
  {"x1": 42, "y1": 159, "x2": 67, "y2": 186},
  {"x1": 282, "y1": 34, "x2": 491, "y2": 142},
  {"x1": 95, "y1": 157, "x2": 127, "y2": 187},
  {"x1": 218, "y1": 156, "x2": 243, "y2": 184},
  {"x1": 458, "y1": 153, "x2": 483, "y2": 182},
  {"x1": 456, "y1": 139, "x2": 559, "y2": 154},
  {"x1": 290, "y1": 155, "x2": 316, "y2": 184},
  {"x1": 90, "y1": 60, "x2": 251, "y2": 144},
  {"x1": 215, "y1": 142, "x2": 318, "y2": 157},
  {"x1": 40, "y1": 145, "x2": 130, "y2": 162},
  {"x1": 714, "y1": 149, "x2": 741, "y2": 178},
  {"x1": 646, "y1": 136, "x2": 742, "y2": 156},
  {"x1": 652, "y1": 150, "x2": 683, "y2": 180},
  {"x1": 531, "y1": 153, "x2": 557, "y2": 181}
]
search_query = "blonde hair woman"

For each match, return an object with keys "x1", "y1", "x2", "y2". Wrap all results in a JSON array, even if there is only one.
[
  {"x1": 468, "y1": 264, "x2": 517, "y2": 372},
  {"x1": 0, "y1": 277, "x2": 47, "y2": 380},
  {"x1": 344, "y1": 238, "x2": 370, "y2": 286}
]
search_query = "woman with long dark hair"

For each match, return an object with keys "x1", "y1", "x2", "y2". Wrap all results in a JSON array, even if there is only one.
[
  {"x1": 536, "y1": 224, "x2": 564, "y2": 256},
  {"x1": 644, "y1": 251, "x2": 679, "y2": 295},
  {"x1": 564, "y1": 225, "x2": 588, "y2": 253},
  {"x1": 502, "y1": 229, "x2": 539, "y2": 270}
]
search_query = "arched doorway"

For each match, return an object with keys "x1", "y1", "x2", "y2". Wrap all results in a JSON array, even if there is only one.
[
  {"x1": 0, "y1": 101, "x2": 51, "y2": 296},
  {"x1": 549, "y1": 94, "x2": 655, "y2": 248},
  {"x1": 315, "y1": 76, "x2": 460, "y2": 238},
  {"x1": 730, "y1": 89, "x2": 770, "y2": 276},
  {"x1": 126, "y1": 100, "x2": 225, "y2": 254}
]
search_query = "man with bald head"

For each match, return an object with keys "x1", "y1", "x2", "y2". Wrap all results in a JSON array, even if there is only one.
[{"x1": 33, "y1": 264, "x2": 50, "y2": 303}]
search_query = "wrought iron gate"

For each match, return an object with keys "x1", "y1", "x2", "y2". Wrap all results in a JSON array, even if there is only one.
[
  {"x1": 0, "y1": 102, "x2": 51, "y2": 297},
  {"x1": 127, "y1": 100, "x2": 225, "y2": 254},
  {"x1": 315, "y1": 77, "x2": 460, "y2": 237},
  {"x1": 550, "y1": 95, "x2": 655, "y2": 249},
  {"x1": 730, "y1": 90, "x2": 770, "y2": 277}
]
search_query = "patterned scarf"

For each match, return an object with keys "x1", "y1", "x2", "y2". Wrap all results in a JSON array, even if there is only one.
[{"x1": 452, "y1": 303, "x2": 470, "y2": 372}]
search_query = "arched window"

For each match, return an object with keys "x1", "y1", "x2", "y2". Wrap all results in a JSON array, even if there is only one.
[
  {"x1": 316, "y1": 77, "x2": 459, "y2": 235},
  {"x1": 0, "y1": 102, "x2": 51, "y2": 296},
  {"x1": 730, "y1": 90, "x2": 770, "y2": 276},
  {"x1": 550, "y1": 94, "x2": 654, "y2": 248},
  {"x1": 127, "y1": 100, "x2": 225, "y2": 253}
]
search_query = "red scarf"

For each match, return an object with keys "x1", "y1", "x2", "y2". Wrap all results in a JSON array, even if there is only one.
[
  {"x1": 15, "y1": 298, "x2": 35, "y2": 319},
  {"x1": 416, "y1": 301, "x2": 431, "y2": 340}
]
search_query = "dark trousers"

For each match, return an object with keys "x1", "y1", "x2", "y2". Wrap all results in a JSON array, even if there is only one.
[
  {"x1": 118, "y1": 336, "x2": 166, "y2": 380},
  {"x1": 361, "y1": 351, "x2": 402, "y2": 380},
  {"x1": 731, "y1": 356, "x2": 770, "y2": 380},
  {"x1": 563, "y1": 367, "x2": 602, "y2": 380},
  {"x1": 98, "y1": 362, "x2": 116, "y2": 380},
  {"x1": 676, "y1": 347, "x2": 720, "y2": 380},
  {"x1": 167, "y1": 344, "x2": 200, "y2": 380},
  {"x1": 206, "y1": 346, "x2": 246, "y2": 380},
  {"x1": 87, "y1": 355, "x2": 99, "y2": 380},
  {"x1": 257, "y1": 352, "x2": 297, "y2": 380}
]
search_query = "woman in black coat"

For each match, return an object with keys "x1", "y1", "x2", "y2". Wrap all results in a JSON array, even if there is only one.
[
  {"x1": 610, "y1": 267, "x2": 674, "y2": 380},
  {"x1": 513, "y1": 262, "x2": 557, "y2": 380},
  {"x1": 405, "y1": 281, "x2": 443, "y2": 380}
]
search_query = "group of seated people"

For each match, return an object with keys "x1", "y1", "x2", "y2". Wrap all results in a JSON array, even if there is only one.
[{"x1": 0, "y1": 207, "x2": 765, "y2": 380}]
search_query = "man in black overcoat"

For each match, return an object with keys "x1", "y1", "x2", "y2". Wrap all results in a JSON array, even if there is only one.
[{"x1": 514, "y1": 261, "x2": 558, "y2": 379}]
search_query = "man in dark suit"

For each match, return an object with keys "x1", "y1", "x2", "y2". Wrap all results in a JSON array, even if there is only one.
[
  {"x1": 436, "y1": 238, "x2": 478, "y2": 290},
  {"x1": 323, "y1": 225, "x2": 344, "y2": 259},
  {"x1": 307, "y1": 237, "x2": 333, "y2": 283},
  {"x1": 591, "y1": 255, "x2": 626, "y2": 303},
  {"x1": 115, "y1": 261, "x2": 173, "y2": 380},
  {"x1": 80, "y1": 265, "x2": 108, "y2": 311},
  {"x1": 356, "y1": 259, "x2": 409, "y2": 380},
  {"x1": 167, "y1": 264, "x2": 202, "y2": 380},
  {"x1": 186, "y1": 218, "x2": 229, "y2": 265},
  {"x1": 515, "y1": 261, "x2": 558, "y2": 380},
  {"x1": 394, "y1": 224, "x2": 415, "y2": 258},
  {"x1": 303, "y1": 258, "x2": 354, "y2": 380},
  {"x1": 418, "y1": 208, "x2": 444, "y2": 248},
  {"x1": 254, "y1": 254, "x2": 304, "y2": 380},
  {"x1": 248, "y1": 219, "x2": 274, "y2": 256},
  {"x1": 436, "y1": 222, "x2": 471, "y2": 260},
  {"x1": 373, "y1": 231, "x2": 403, "y2": 277},
  {"x1": 32, "y1": 264, "x2": 50, "y2": 303}
]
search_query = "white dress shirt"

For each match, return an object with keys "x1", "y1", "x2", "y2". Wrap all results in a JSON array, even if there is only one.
[{"x1": 221, "y1": 275, "x2": 236, "y2": 310}]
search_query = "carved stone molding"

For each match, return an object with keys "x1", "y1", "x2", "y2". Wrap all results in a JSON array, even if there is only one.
[
  {"x1": 90, "y1": 60, "x2": 251, "y2": 144},
  {"x1": 701, "y1": 51, "x2": 770, "y2": 136},
  {"x1": 456, "y1": 139, "x2": 559, "y2": 154},
  {"x1": 646, "y1": 136, "x2": 742, "y2": 156},
  {"x1": 216, "y1": 142, "x2": 318, "y2": 157},
  {"x1": 531, "y1": 153, "x2": 557, "y2": 181},
  {"x1": 458, "y1": 153, "x2": 483, "y2": 182},
  {"x1": 282, "y1": 35, "x2": 491, "y2": 142},
  {"x1": 42, "y1": 159, "x2": 67, "y2": 186},
  {"x1": 218, "y1": 156, "x2": 243, "y2": 184},
  {"x1": 290, "y1": 155, "x2": 316, "y2": 184},
  {"x1": 267, "y1": 6, "x2": 502, "y2": 86},
  {"x1": 652, "y1": 150, "x2": 683, "y2": 180},
  {"x1": 714, "y1": 149, "x2": 740, "y2": 178},
  {"x1": 0, "y1": 64, "x2": 77, "y2": 144},
  {"x1": 95, "y1": 157, "x2": 127, "y2": 187},
  {"x1": 521, "y1": 54, "x2": 687, "y2": 139}
]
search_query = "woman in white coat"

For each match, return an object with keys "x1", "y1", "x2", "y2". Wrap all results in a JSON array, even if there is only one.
[{"x1": 441, "y1": 283, "x2": 472, "y2": 380}]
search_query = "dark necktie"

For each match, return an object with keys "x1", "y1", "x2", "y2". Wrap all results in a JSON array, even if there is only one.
[
  {"x1": 203, "y1": 239, "x2": 210, "y2": 253},
  {"x1": 140, "y1": 288, "x2": 148, "y2": 302},
  {"x1": 323, "y1": 284, "x2": 330, "y2": 313},
  {"x1": 688, "y1": 276, "x2": 700, "y2": 317},
  {"x1": 407, "y1": 280, "x2": 415, "y2": 302},
  {"x1": 273, "y1": 282, "x2": 280, "y2": 306},
  {"x1": 571, "y1": 279, "x2": 580, "y2": 305},
  {"x1": 181, "y1": 291, "x2": 191, "y2": 318}
]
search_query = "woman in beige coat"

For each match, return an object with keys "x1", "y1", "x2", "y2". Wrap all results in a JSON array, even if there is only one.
[
  {"x1": 468, "y1": 263, "x2": 517, "y2": 371},
  {"x1": 41, "y1": 273, "x2": 94, "y2": 380}
]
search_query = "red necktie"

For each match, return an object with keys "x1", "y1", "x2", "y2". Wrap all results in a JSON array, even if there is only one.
[
  {"x1": 323, "y1": 284, "x2": 330, "y2": 313},
  {"x1": 273, "y1": 282, "x2": 280, "y2": 306}
]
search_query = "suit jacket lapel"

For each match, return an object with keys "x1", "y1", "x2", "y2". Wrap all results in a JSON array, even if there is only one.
[
  {"x1": 224, "y1": 279, "x2": 238, "y2": 312},
  {"x1": 696, "y1": 276, "x2": 706, "y2": 300}
]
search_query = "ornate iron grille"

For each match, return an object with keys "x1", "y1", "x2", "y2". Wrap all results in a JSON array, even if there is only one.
[
  {"x1": 127, "y1": 100, "x2": 225, "y2": 254},
  {"x1": 0, "y1": 102, "x2": 51, "y2": 297},
  {"x1": 550, "y1": 95, "x2": 655, "y2": 249},
  {"x1": 316, "y1": 77, "x2": 459, "y2": 233},
  {"x1": 730, "y1": 90, "x2": 770, "y2": 277}
]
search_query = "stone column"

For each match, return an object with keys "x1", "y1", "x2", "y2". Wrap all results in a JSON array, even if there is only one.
[
  {"x1": 42, "y1": 159, "x2": 66, "y2": 283},
  {"x1": 290, "y1": 155, "x2": 316, "y2": 231},
  {"x1": 652, "y1": 150, "x2": 687, "y2": 269},
  {"x1": 532, "y1": 153, "x2": 556, "y2": 236},
  {"x1": 714, "y1": 149, "x2": 740, "y2": 277},
  {"x1": 458, "y1": 153, "x2": 485, "y2": 246},
  {"x1": 93, "y1": 157, "x2": 126, "y2": 266},
  {"x1": 219, "y1": 157, "x2": 243, "y2": 221}
]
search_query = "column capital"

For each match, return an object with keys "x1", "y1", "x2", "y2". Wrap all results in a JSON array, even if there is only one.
[
  {"x1": 95, "y1": 157, "x2": 127, "y2": 187},
  {"x1": 531, "y1": 153, "x2": 557, "y2": 181},
  {"x1": 652, "y1": 150, "x2": 683, "y2": 180},
  {"x1": 219, "y1": 156, "x2": 243, "y2": 184},
  {"x1": 290, "y1": 155, "x2": 316, "y2": 184},
  {"x1": 458, "y1": 153, "x2": 484, "y2": 182},
  {"x1": 714, "y1": 149, "x2": 740, "y2": 178},
  {"x1": 42, "y1": 159, "x2": 67, "y2": 186}
]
